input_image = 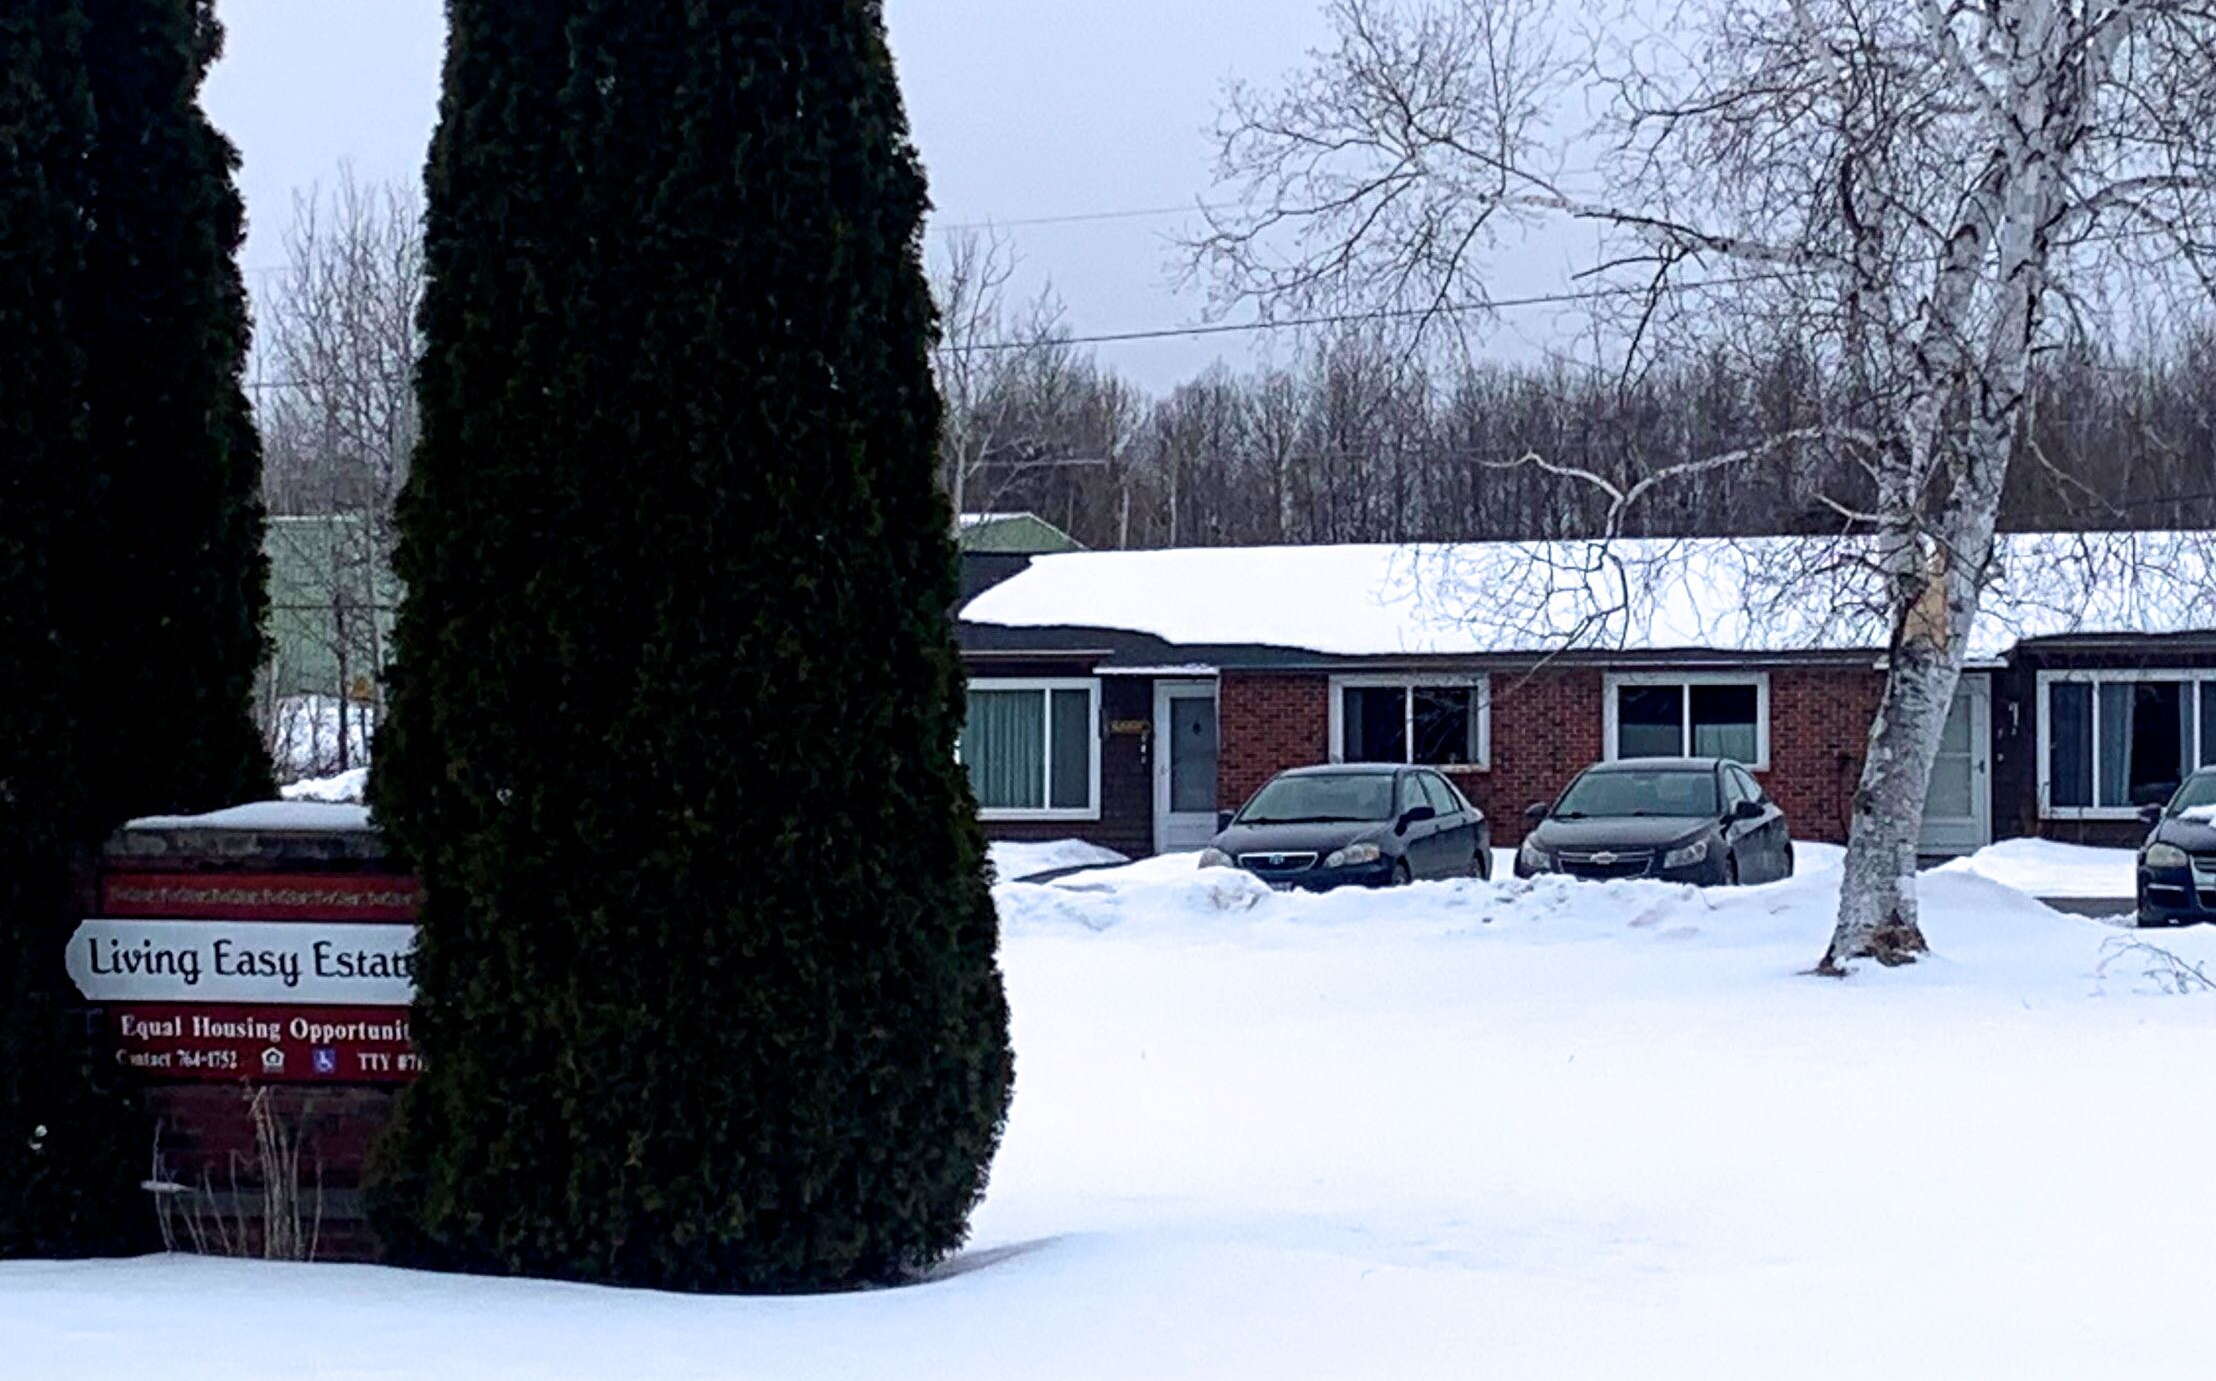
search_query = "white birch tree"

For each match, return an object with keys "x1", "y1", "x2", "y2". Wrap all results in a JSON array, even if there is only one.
[{"x1": 1196, "y1": 0, "x2": 2216, "y2": 971}]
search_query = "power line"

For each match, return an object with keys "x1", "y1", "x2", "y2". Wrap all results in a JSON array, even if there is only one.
[{"x1": 940, "y1": 272, "x2": 1794, "y2": 355}]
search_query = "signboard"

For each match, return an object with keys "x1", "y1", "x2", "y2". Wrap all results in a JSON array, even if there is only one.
[
  {"x1": 82, "y1": 871, "x2": 422, "y2": 1085},
  {"x1": 110, "y1": 1004, "x2": 421, "y2": 1082},
  {"x1": 67, "y1": 919, "x2": 415, "y2": 1005}
]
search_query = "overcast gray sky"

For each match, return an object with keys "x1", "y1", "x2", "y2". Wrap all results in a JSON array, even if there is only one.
[{"x1": 199, "y1": 0, "x2": 1371, "y2": 393}]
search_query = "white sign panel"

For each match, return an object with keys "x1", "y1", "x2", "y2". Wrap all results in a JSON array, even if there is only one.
[{"x1": 67, "y1": 919, "x2": 418, "y2": 1006}]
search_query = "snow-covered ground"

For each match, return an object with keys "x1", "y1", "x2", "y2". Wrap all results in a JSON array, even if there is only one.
[
  {"x1": 12, "y1": 855, "x2": 2216, "y2": 1378},
  {"x1": 986, "y1": 838, "x2": 1127, "y2": 882},
  {"x1": 1938, "y1": 835, "x2": 2140, "y2": 898}
]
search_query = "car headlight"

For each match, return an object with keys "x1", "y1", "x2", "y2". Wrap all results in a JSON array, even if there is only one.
[
  {"x1": 2144, "y1": 842, "x2": 2190, "y2": 870},
  {"x1": 1518, "y1": 838, "x2": 1551, "y2": 873},
  {"x1": 1663, "y1": 838, "x2": 1711, "y2": 869},
  {"x1": 1198, "y1": 847, "x2": 1235, "y2": 869},
  {"x1": 1324, "y1": 842, "x2": 1382, "y2": 868}
]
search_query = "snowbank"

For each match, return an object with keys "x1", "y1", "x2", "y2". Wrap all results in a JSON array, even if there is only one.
[
  {"x1": 1937, "y1": 836, "x2": 2140, "y2": 898},
  {"x1": 124, "y1": 801, "x2": 373, "y2": 833},
  {"x1": 278, "y1": 766, "x2": 369, "y2": 804},
  {"x1": 987, "y1": 839, "x2": 1127, "y2": 882}
]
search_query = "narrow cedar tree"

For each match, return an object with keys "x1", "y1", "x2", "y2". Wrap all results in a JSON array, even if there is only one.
[
  {"x1": 371, "y1": 0, "x2": 1014, "y2": 1290},
  {"x1": 0, "y1": 0, "x2": 152, "y2": 1257},
  {"x1": 77, "y1": 0, "x2": 271, "y2": 820}
]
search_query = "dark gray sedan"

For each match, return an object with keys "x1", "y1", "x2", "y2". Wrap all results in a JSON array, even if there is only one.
[
  {"x1": 1201, "y1": 763, "x2": 1491, "y2": 890},
  {"x1": 2137, "y1": 769, "x2": 2216, "y2": 926},
  {"x1": 1514, "y1": 758, "x2": 1793, "y2": 885}
]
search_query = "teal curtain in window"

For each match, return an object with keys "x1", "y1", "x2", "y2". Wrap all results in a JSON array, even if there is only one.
[
  {"x1": 2096, "y1": 682, "x2": 2133, "y2": 808},
  {"x1": 964, "y1": 689, "x2": 1044, "y2": 810},
  {"x1": 1049, "y1": 689, "x2": 1091, "y2": 809},
  {"x1": 2048, "y1": 682, "x2": 2093, "y2": 808}
]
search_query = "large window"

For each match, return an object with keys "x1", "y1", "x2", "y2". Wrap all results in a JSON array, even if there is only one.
[
  {"x1": 961, "y1": 678, "x2": 1100, "y2": 819},
  {"x1": 2041, "y1": 672, "x2": 2216, "y2": 817},
  {"x1": 1604, "y1": 672, "x2": 1770, "y2": 769},
  {"x1": 1329, "y1": 676, "x2": 1490, "y2": 768}
]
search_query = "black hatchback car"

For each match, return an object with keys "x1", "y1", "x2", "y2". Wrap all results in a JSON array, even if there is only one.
[
  {"x1": 2137, "y1": 769, "x2": 2216, "y2": 926},
  {"x1": 1514, "y1": 757, "x2": 1793, "y2": 885},
  {"x1": 1201, "y1": 764, "x2": 1491, "y2": 890}
]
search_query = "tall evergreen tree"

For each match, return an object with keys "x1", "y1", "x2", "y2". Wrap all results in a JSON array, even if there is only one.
[
  {"x1": 0, "y1": 0, "x2": 149, "y2": 1258},
  {"x1": 77, "y1": 0, "x2": 270, "y2": 819},
  {"x1": 371, "y1": 1, "x2": 1014, "y2": 1290}
]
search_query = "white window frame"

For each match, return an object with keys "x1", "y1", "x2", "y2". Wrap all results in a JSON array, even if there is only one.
[
  {"x1": 963, "y1": 677, "x2": 1102, "y2": 822},
  {"x1": 1327, "y1": 673, "x2": 1492, "y2": 770},
  {"x1": 2036, "y1": 669, "x2": 2213, "y2": 820},
  {"x1": 1603, "y1": 670, "x2": 1772, "y2": 772}
]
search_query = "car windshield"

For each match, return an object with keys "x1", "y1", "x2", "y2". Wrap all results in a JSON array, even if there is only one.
[
  {"x1": 2168, "y1": 773, "x2": 2216, "y2": 814},
  {"x1": 1552, "y1": 768, "x2": 1719, "y2": 819},
  {"x1": 1238, "y1": 774, "x2": 1396, "y2": 824}
]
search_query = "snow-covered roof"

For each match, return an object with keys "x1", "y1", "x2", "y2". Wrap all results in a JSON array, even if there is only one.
[
  {"x1": 960, "y1": 532, "x2": 2216, "y2": 661},
  {"x1": 956, "y1": 510, "x2": 1085, "y2": 555}
]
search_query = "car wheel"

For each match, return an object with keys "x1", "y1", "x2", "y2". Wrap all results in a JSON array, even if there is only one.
[
  {"x1": 1471, "y1": 850, "x2": 1491, "y2": 881},
  {"x1": 1392, "y1": 859, "x2": 1413, "y2": 887},
  {"x1": 1722, "y1": 852, "x2": 1739, "y2": 887},
  {"x1": 1781, "y1": 842, "x2": 1795, "y2": 879}
]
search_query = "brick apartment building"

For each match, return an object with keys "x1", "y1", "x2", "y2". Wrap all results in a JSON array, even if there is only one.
[{"x1": 954, "y1": 537, "x2": 2216, "y2": 860}]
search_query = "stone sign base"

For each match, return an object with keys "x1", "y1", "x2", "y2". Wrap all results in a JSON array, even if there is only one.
[{"x1": 95, "y1": 805, "x2": 417, "y2": 1263}]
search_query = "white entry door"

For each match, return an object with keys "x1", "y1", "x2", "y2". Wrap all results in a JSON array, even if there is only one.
[
  {"x1": 1920, "y1": 673, "x2": 1992, "y2": 856},
  {"x1": 1154, "y1": 680, "x2": 1220, "y2": 855}
]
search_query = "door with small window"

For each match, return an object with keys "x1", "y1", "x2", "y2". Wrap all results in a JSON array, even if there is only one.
[
  {"x1": 1919, "y1": 675, "x2": 1991, "y2": 856},
  {"x1": 1153, "y1": 680, "x2": 1220, "y2": 855}
]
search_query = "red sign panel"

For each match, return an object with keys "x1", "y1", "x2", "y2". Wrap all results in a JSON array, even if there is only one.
[
  {"x1": 101, "y1": 871, "x2": 421, "y2": 922},
  {"x1": 93, "y1": 871, "x2": 423, "y2": 1085},
  {"x1": 110, "y1": 1003, "x2": 421, "y2": 1083}
]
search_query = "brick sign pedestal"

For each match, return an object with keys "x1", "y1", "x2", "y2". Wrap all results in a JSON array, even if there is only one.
[{"x1": 86, "y1": 811, "x2": 419, "y2": 1261}]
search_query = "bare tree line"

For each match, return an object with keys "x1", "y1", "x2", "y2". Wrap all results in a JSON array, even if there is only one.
[{"x1": 940, "y1": 226, "x2": 2216, "y2": 552}]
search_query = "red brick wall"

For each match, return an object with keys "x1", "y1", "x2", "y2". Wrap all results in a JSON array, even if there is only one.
[
  {"x1": 1763, "y1": 667, "x2": 1884, "y2": 843},
  {"x1": 1470, "y1": 670, "x2": 1607, "y2": 839},
  {"x1": 1218, "y1": 664, "x2": 1886, "y2": 847},
  {"x1": 1219, "y1": 672, "x2": 1330, "y2": 811}
]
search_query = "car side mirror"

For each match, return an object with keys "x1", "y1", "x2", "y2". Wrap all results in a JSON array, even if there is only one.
[
  {"x1": 1523, "y1": 802, "x2": 1548, "y2": 823},
  {"x1": 2139, "y1": 804, "x2": 2166, "y2": 826},
  {"x1": 1397, "y1": 804, "x2": 1437, "y2": 833},
  {"x1": 1217, "y1": 810, "x2": 1236, "y2": 831},
  {"x1": 1731, "y1": 799, "x2": 1764, "y2": 822}
]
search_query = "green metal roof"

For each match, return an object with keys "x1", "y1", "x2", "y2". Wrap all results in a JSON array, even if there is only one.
[{"x1": 956, "y1": 511, "x2": 1085, "y2": 554}]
